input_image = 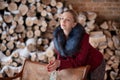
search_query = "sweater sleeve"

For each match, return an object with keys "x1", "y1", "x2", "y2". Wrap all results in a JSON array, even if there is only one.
[{"x1": 58, "y1": 33, "x2": 90, "y2": 70}]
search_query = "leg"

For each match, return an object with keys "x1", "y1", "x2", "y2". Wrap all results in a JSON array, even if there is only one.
[{"x1": 90, "y1": 59, "x2": 106, "y2": 80}]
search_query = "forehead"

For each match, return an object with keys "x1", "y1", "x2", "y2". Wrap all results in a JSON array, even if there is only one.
[{"x1": 61, "y1": 12, "x2": 73, "y2": 18}]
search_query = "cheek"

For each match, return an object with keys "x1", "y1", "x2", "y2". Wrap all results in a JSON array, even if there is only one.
[{"x1": 68, "y1": 22, "x2": 74, "y2": 27}]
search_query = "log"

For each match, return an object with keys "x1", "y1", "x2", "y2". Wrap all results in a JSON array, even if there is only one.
[
  {"x1": 25, "y1": 17, "x2": 34, "y2": 27},
  {"x1": 36, "y1": 3, "x2": 44, "y2": 13},
  {"x1": 89, "y1": 31, "x2": 106, "y2": 48},
  {"x1": 26, "y1": 30, "x2": 34, "y2": 38},
  {"x1": 107, "y1": 37, "x2": 114, "y2": 50},
  {"x1": 98, "y1": 41, "x2": 107, "y2": 49},
  {"x1": 26, "y1": 38, "x2": 36, "y2": 52},
  {"x1": 86, "y1": 20, "x2": 95, "y2": 31},
  {"x1": 110, "y1": 71, "x2": 118, "y2": 80},
  {"x1": 46, "y1": 6, "x2": 52, "y2": 12},
  {"x1": 78, "y1": 13, "x2": 87, "y2": 26},
  {"x1": 2, "y1": 40, "x2": 7, "y2": 44},
  {"x1": 0, "y1": 15, "x2": 3, "y2": 23},
  {"x1": 1, "y1": 57, "x2": 13, "y2": 66},
  {"x1": 45, "y1": 48, "x2": 54, "y2": 58},
  {"x1": 14, "y1": 14, "x2": 21, "y2": 22},
  {"x1": 5, "y1": 50, "x2": 11, "y2": 56},
  {"x1": 41, "y1": 26, "x2": 47, "y2": 32},
  {"x1": 0, "y1": 1, "x2": 8, "y2": 10},
  {"x1": 51, "y1": 7, "x2": 57, "y2": 14},
  {"x1": 27, "y1": 44, "x2": 36, "y2": 52},
  {"x1": 30, "y1": 4, "x2": 36, "y2": 11},
  {"x1": 112, "y1": 36, "x2": 120, "y2": 49},
  {"x1": 56, "y1": 2, "x2": 63, "y2": 9},
  {"x1": 18, "y1": 4, "x2": 28, "y2": 16},
  {"x1": 8, "y1": 2, "x2": 17, "y2": 12},
  {"x1": 115, "y1": 50, "x2": 120, "y2": 56},
  {"x1": 16, "y1": 41, "x2": 25, "y2": 49},
  {"x1": 42, "y1": 33, "x2": 53, "y2": 39},
  {"x1": 28, "y1": 0, "x2": 35, "y2": 4},
  {"x1": 27, "y1": 10, "x2": 36, "y2": 17},
  {"x1": 37, "y1": 38, "x2": 42, "y2": 45},
  {"x1": 87, "y1": 11, "x2": 97, "y2": 21},
  {"x1": 42, "y1": 38, "x2": 49, "y2": 45},
  {"x1": 103, "y1": 30, "x2": 112, "y2": 38},
  {"x1": 104, "y1": 52, "x2": 111, "y2": 60},
  {"x1": 37, "y1": 52, "x2": 48, "y2": 62},
  {"x1": 11, "y1": 61, "x2": 18, "y2": 67},
  {"x1": 41, "y1": 0, "x2": 50, "y2": 5},
  {"x1": 33, "y1": 25, "x2": 39, "y2": 30},
  {"x1": 12, "y1": 51, "x2": 19, "y2": 59},
  {"x1": 14, "y1": 0, "x2": 21, "y2": 3},
  {"x1": 6, "y1": 35, "x2": 11, "y2": 41},
  {"x1": 49, "y1": 19, "x2": 57, "y2": 27},
  {"x1": 0, "y1": 44, "x2": 7, "y2": 51},
  {"x1": 105, "y1": 48, "x2": 113, "y2": 57},
  {"x1": 50, "y1": 0, "x2": 57, "y2": 7},
  {"x1": 18, "y1": 16, "x2": 24, "y2": 25},
  {"x1": 9, "y1": 28, "x2": 14, "y2": 34},
  {"x1": 21, "y1": 0, "x2": 27, "y2": 4},
  {"x1": 100, "y1": 21, "x2": 109, "y2": 30},
  {"x1": 15, "y1": 24, "x2": 25, "y2": 33},
  {"x1": 34, "y1": 29, "x2": 41, "y2": 38},
  {"x1": 6, "y1": 41, "x2": 14, "y2": 50},
  {"x1": 3, "y1": 14, "x2": 13, "y2": 23},
  {"x1": 33, "y1": 18, "x2": 39, "y2": 25},
  {"x1": 12, "y1": 33, "x2": 18, "y2": 41},
  {"x1": 41, "y1": 10, "x2": 47, "y2": 17},
  {"x1": 30, "y1": 52, "x2": 37, "y2": 61}
]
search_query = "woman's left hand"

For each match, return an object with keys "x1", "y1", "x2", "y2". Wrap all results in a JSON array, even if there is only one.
[{"x1": 47, "y1": 60, "x2": 60, "y2": 72}]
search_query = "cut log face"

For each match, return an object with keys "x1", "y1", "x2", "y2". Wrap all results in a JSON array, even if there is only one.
[
  {"x1": 0, "y1": 1, "x2": 8, "y2": 10},
  {"x1": 6, "y1": 41, "x2": 14, "y2": 50},
  {"x1": 18, "y1": 4, "x2": 28, "y2": 16},
  {"x1": 8, "y1": 2, "x2": 17, "y2": 12},
  {"x1": 25, "y1": 17, "x2": 34, "y2": 27},
  {"x1": 27, "y1": 30, "x2": 34, "y2": 38},
  {"x1": 3, "y1": 14, "x2": 13, "y2": 23},
  {"x1": 87, "y1": 11, "x2": 97, "y2": 21},
  {"x1": 15, "y1": 24, "x2": 25, "y2": 33},
  {"x1": 41, "y1": 0, "x2": 51, "y2": 5},
  {"x1": 100, "y1": 21, "x2": 109, "y2": 30}
]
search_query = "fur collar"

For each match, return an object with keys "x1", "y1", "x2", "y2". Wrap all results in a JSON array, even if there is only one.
[{"x1": 53, "y1": 23, "x2": 85, "y2": 57}]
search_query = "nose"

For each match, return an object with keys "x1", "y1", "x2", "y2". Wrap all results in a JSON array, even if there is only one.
[{"x1": 61, "y1": 19, "x2": 66, "y2": 24}]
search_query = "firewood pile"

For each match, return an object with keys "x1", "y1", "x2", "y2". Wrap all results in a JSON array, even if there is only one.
[
  {"x1": 78, "y1": 12, "x2": 120, "y2": 80},
  {"x1": 0, "y1": 0, "x2": 120, "y2": 80},
  {"x1": 0, "y1": 0, "x2": 69, "y2": 78}
]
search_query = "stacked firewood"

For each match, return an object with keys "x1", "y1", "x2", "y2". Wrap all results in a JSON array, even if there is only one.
[
  {"x1": 0, "y1": 0, "x2": 120, "y2": 80},
  {"x1": 78, "y1": 11, "x2": 120, "y2": 80},
  {"x1": 0, "y1": 0, "x2": 70, "y2": 78}
]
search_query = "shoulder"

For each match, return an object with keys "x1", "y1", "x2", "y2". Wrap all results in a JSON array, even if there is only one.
[{"x1": 82, "y1": 33, "x2": 89, "y2": 41}]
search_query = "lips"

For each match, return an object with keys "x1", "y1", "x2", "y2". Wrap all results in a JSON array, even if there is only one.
[{"x1": 61, "y1": 24, "x2": 65, "y2": 27}]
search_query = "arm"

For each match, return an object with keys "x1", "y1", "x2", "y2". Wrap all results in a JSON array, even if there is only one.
[{"x1": 59, "y1": 33, "x2": 90, "y2": 70}]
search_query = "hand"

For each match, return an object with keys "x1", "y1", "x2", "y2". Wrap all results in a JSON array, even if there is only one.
[{"x1": 47, "y1": 60, "x2": 60, "y2": 72}]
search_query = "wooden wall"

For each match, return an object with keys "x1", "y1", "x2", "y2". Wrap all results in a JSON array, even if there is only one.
[{"x1": 57, "y1": 0, "x2": 120, "y2": 23}]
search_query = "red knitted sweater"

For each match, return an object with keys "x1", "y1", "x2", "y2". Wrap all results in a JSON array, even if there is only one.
[{"x1": 55, "y1": 33, "x2": 103, "y2": 72}]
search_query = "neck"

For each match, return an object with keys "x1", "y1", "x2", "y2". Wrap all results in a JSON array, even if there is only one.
[{"x1": 63, "y1": 30, "x2": 71, "y2": 38}]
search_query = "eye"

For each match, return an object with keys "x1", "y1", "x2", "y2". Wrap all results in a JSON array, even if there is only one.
[
  {"x1": 65, "y1": 19, "x2": 70, "y2": 21},
  {"x1": 60, "y1": 18, "x2": 64, "y2": 20}
]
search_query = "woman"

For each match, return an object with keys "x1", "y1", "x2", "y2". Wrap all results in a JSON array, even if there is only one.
[{"x1": 47, "y1": 10, "x2": 105, "y2": 80}]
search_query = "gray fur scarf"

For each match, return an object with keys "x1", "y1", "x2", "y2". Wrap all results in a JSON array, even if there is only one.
[{"x1": 53, "y1": 23, "x2": 85, "y2": 57}]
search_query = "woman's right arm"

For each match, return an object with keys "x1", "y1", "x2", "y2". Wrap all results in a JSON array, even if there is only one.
[{"x1": 58, "y1": 33, "x2": 90, "y2": 70}]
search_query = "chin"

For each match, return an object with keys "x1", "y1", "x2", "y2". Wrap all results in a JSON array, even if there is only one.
[{"x1": 61, "y1": 27, "x2": 66, "y2": 30}]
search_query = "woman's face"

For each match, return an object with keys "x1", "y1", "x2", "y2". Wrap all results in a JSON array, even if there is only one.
[{"x1": 60, "y1": 12, "x2": 76, "y2": 31}]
